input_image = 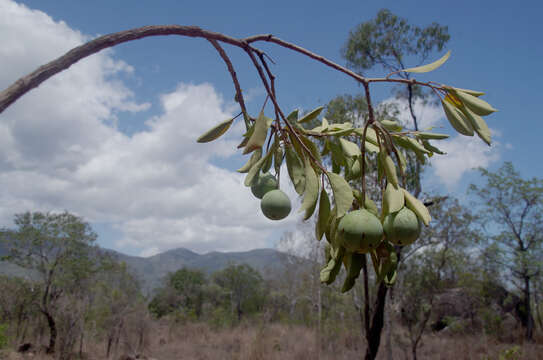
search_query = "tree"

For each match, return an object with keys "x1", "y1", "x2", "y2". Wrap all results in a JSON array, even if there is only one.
[
  {"x1": 0, "y1": 211, "x2": 99, "y2": 354},
  {"x1": 149, "y1": 267, "x2": 207, "y2": 319},
  {"x1": 213, "y1": 264, "x2": 264, "y2": 322},
  {"x1": 469, "y1": 162, "x2": 543, "y2": 340},
  {"x1": 0, "y1": 15, "x2": 497, "y2": 359},
  {"x1": 398, "y1": 197, "x2": 477, "y2": 360}
]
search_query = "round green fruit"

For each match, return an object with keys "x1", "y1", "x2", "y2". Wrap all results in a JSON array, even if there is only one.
[
  {"x1": 338, "y1": 209, "x2": 383, "y2": 253},
  {"x1": 383, "y1": 207, "x2": 421, "y2": 246},
  {"x1": 261, "y1": 189, "x2": 291, "y2": 220},
  {"x1": 251, "y1": 173, "x2": 278, "y2": 199}
]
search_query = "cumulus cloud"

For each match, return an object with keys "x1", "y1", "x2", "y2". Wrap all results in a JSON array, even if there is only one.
[
  {"x1": 379, "y1": 97, "x2": 444, "y2": 130},
  {"x1": 0, "y1": 0, "x2": 299, "y2": 256},
  {"x1": 429, "y1": 135, "x2": 500, "y2": 188}
]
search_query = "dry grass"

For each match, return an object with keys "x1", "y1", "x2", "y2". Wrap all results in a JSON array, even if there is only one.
[{"x1": 2, "y1": 322, "x2": 543, "y2": 360}]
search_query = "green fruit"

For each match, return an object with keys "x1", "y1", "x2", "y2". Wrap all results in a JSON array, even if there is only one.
[
  {"x1": 337, "y1": 209, "x2": 383, "y2": 253},
  {"x1": 383, "y1": 207, "x2": 421, "y2": 246},
  {"x1": 251, "y1": 173, "x2": 278, "y2": 199},
  {"x1": 261, "y1": 189, "x2": 291, "y2": 220}
]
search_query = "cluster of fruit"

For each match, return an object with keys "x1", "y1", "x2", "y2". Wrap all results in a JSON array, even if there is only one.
[{"x1": 250, "y1": 173, "x2": 291, "y2": 220}]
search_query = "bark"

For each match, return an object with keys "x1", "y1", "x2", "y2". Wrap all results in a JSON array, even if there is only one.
[
  {"x1": 524, "y1": 275, "x2": 534, "y2": 340},
  {"x1": 365, "y1": 282, "x2": 388, "y2": 360},
  {"x1": 43, "y1": 310, "x2": 57, "y2": 354}
]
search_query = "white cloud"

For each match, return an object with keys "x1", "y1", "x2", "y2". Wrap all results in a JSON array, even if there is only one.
[
  {"x1": 0, "y1": 0, "x2": 300, "y2": 256},
  {"x1": 379, "y1": 97, "x2": 444, "y2": 130},
  {"x1": 429, "y1": 134, "x2": 500, "y2": 188}
]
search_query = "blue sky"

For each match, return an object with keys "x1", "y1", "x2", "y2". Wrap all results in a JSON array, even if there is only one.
[{"x1": 1, "y1": 0, "x2": 541, "y2": 256}]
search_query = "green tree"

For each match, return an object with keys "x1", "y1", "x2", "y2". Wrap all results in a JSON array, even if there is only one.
[
  {"x1": 1, "y1": 211, "x2": 99, "y2": 354},
  {"x1": 398, "y1": 197, "x2": 477, "y2": 360},
  {"x1": 149, "y1": 267, "x2": 207, "y2": 319},
  {"x1": 213, "y1": 264, "x2": 264, "y2": 322},
  {"x1": 469, "y1": 162, "x2": 543, "y2": 340}
]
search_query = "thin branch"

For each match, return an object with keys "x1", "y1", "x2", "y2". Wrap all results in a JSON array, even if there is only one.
[{"x1": 207, "y1": 39, "x2": 248, "y2": 125}]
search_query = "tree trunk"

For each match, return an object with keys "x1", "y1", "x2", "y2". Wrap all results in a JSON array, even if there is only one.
[
  {"x1": 524, "y1": 275, "x2": 534, "y2": 340},
  {"x1": 365, "y1": 282, "x2": 388, "y2": 360},
  {"x1": 43, "y1": 310, "x2": 57, "y2": 354}
]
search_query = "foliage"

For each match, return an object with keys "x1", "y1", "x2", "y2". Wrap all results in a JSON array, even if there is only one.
[{"x1": 469, "y1": 162, "x2": 543, "y2": 339}]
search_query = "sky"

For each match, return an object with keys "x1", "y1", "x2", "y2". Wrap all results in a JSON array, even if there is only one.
[{"x1": 0, "y1": 0, "x2": 541, "y2": 257}]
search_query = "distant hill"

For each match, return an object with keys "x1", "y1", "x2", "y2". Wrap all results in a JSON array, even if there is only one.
[{"x1": 1, "y1": 245, "x2": 293, "y2": 293}]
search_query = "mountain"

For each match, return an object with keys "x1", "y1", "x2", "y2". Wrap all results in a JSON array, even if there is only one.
[
  {"x1": 1, "y1": 245, "x2": 292, "y2": 293},
  {"x1": 109, "y1": 247, "x2": 290, "y2": 292}
]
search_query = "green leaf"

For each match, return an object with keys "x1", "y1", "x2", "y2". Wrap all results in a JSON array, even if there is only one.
[
  {"x1": 197, "y1": 118, "x2": 234, "y2": 143},
  {"x1": 421, "y1": 139, "x2": 445, "y2": 155},
  {"x1": 441, "y1": 99, "x2": 474, "y2": 136},
  {"x1": 341, "y1": 252, "x2": 364, "y2": 293},
  {"x1": 273, "y1": 146, "x2": 283, "y2": 177},
  {"x1": 380, "y1": 152, "x2": 399, "y2": 189},
  {"x1": 353, "y1": 127, "x2": 378, "y2": 145},
  {"x1": 453, "y1": 89, "x2": 497, "y2": 116},
  {"x1": 285, "y1": 146, "x2": 306, "y2": 195},
  {"x1": 364, "y1": 141, "x2": 380, "y2": 153},
  {"x1": 402, "y1": 189, "x2": 431, "y2": 226},
  {"x1": 461, "y1": 106, "x2": 492, "y2": 145},
  {"x1": 416, "y1": 132, "x2": 449, "y2": 140},
  {"x1": 286, "y1": 109, "x2": 299, "y2": 122},
  {"x1": 452, "y1": 87, "x2": 485, "y2": 97},
  {"x1": 327, "y1": 172, "x2": 354, "y2": 218},
  {"x1": 401, "y1": 50, "x2": 451, "y2": 73},
  {"x1": 316, "y1": 188, "x2": 331, "y2": 241},
  {"x1": 244, "y1": 149, "x2": 274, "y2": 187},
  {"x1": 237, "y1": 148, "x2": 262, "y2": 173},
  {"x1": 320, "y1": 244, "x2": 344, "y2": 284},
  {"x1": 339, "y1": 138, "x2": 362, "y2": 158},
  {"x1": 300, "y1": 157, "x2": 320, "y2": 220},
  {"x1": 244, "y1": 111, "x2": 270, "y2": 154},
  {"x1": 298, "y1": 106, "x2": 324, "y2": 124},
  {"x1": 380, "y1": 120, "x2": 403, "y2": 132},
  {"x1": 383, "y1": 183, "x2": 404, "y2": 215},
  {"x1": 299, "y1": 133, "x2": 323, "y2": 165}
]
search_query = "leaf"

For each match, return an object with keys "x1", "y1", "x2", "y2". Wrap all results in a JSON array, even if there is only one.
[
  {"x1": 384, "y1": 183, "x2": 404, "y2": 215},
  {"x1": 416, "y1": 132, "x2": 449, "y2": 140},
  {"x1": 402, "y1": 189, "x2": 431, "y2": 226},
  {"x1": 197, "y1": 118, "x2": 234, "y2": 143},
  {"x1": 461, "y1": 106, "x2": 492, "y2": 145},
  {"x1": 285, "y1": 146, "x2": 306, "y2": 195},
  {"x1": 441, "y1": 99, "x2": 474, "y2": 136},
  {"x1": 353, "y1": 190, "x2": 380, "y2": 217},
  {"x1": 244, "y1": 150, "x2": 274, "y2": 187},
  {"x1": 237, "y1": 148, "x2": 262, "y2": 173},
  {"x1": 364, "y1": 141, "x2": 380, "y2": 154},
  {"x1": 339, "y1": 138, "x2": 362, "y2": 158},
  {"x1": 401, "y1": 50, "x2": 451, "y2": 73},
  {"x1": 299, "y1": 157, "x2": 320, "y2": 220},
  {"x1": 320, "y1": 244, "x2": 344, "y2": 284},
  {"x1": 298, "y1": 106, "x2": 324, "y2": 124},
  {"x1": 453, "y1": 89, "x2": 497, "y2": 116},
  {"x1": 341, "y1": 252, "x2": 364, "y2": 293},
  {"x1": 380, "y1": 153, "x2": 399, "y2": 189},
  {"x1": 421, "y1": 139, "x2": 445, "y2": 155},
  {"x1": 244, "y1": 111, "x2": 270, "y2": 154},
  {"x1": 452, "y1": 87, "x2": 485, "y2": 97},
  {"x1": 299, "y1": 133, "x2": 323, "y2": 165},
  {"x1": 316, "y1": 188, "x2": 331, "y2": 241},
  {"x1": 327, "y1": 172, "x2": 354, "y2": 218},
  {"x1": 274, "y1": 146, "x2": 283, "y2": 176},
  {"x1": 286, "y1": 109, "x2": 299, "y2": 122},
  {"x1": 354, "y1": 127, "x2": 378, "y2": 145},
  {"x1": 380, "y1": 120, "x2": 403, "y2": 132}
]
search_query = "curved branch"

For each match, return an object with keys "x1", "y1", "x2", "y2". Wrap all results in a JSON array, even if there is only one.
[{"x1": 0, "y1": 25, "x2": 442, "y2": 115}]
